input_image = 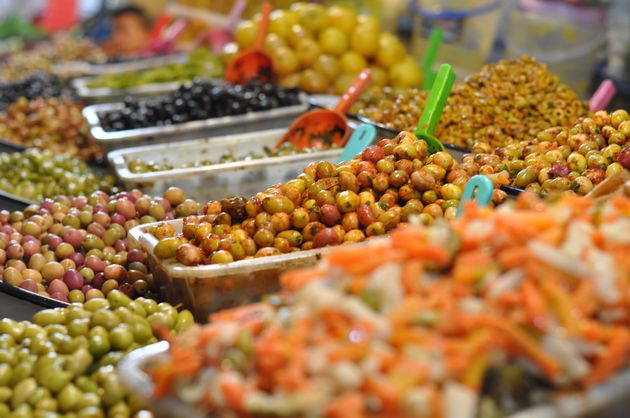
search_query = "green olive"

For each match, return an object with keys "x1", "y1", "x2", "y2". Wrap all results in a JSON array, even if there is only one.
[
  {"x1": 32, "y1": 309, "x2": 66, "y2": 327},
  {"x1": 175, "y1": 310, "x2": 194, "y2": 333},
  {"x1": 109, "y1": 326, "x2": 133, "y2": 351},
  {"x1": 0, "y1": 363, "x2": 13, "y2": 386},
  {"x1": 58, "y1": 383, "x2": 82, "y2": 412},
  {"x1": 514, "y1": 167, "x2": 538, "y2": 188},
  {"x1": 88, "y1": 334, "x2": 111, "y2": 358},
  {"x1": 91, "y1": 310, "x2": 120, "y2": 331}
]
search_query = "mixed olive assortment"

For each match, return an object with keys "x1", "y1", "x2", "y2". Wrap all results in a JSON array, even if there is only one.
[
  {"x1": 0, "y1": 292, "x2": 193, "y2": 418},
  {"x1": 0, "y1": 187, "x2": 199, "y2": 302},
  {"x1": 126, "y1": 143, "x2": 337, "y2": 174},
  {"x1": 0, "y1": 149, "x2": 116, "y2": 201},
  {"x1": 468, "y1": 110, "x2": 630, "y2": 195},
  {"x1": 0, "y1": 73, "x2": 65, "y2": 111},
  {"x1": 151, "y1": 131, "x2": 509, "y2": 266},
  {"x1": 356, "y1": 56, "x2": 589, "y2": 149},
  {"x1": 99, "y1": 81, "x2": 302, "y2": 132},
  {"x1": 0, "y1": 98, "x2": 102, "y2": 161},
  {"x1": 86, "y1": 49, "x2": 223, "y2": 90},
  {"x1": 0, "y1": 36, "x2": 105, "y2": 81}
]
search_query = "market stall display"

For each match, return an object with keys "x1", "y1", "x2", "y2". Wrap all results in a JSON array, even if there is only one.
[
  {"x1": 468, "y1": 110, "x2": 630, "y2": 195},
  {"x1": 0, "y1": 73, "x2": 65, "y2": 111},
  {"x1": 147, "y1": 130, "x2": 509, "y2": 268},
  {"x1": 0, "y1": 187, "x2": 201, "y2": 303},
  {"x1": 0, "y1": 148, "x2": 117, "y2": 202},
  {"x1": 0, "y1": 36, "x2": 106, "y2": 81},
  {"x1": 356, "y1": 56, "x2": 589, "y2": 149},
  {"x1": 81, "y1": 49, "x2": 223, "y2": 91},
  {"x1": 0, "y1": 291, "x2": 193, "y2": 418},
  {"x1": 98, "y1": 81, "x2": 301, "y2": 132},
  {"x1": 229, "y1": 3, "x2": 422, "y2": 93},
  {"x1": 0, "y1": 98, "x2": 102, "y2": 160},
  {"x1": 129, "y1": 193, "x2": 630, "y2": 418},
  {"x1": 108, "y1": 128, "x2": 343, "y2": 203},
  {"x1": 85, "y1": 81, "x2": 308, "y2": 148}
]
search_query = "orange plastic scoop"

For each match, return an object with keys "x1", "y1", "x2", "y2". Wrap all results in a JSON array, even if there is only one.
[
  {"x1": 277, "y1": 69, "x2": 372, "y2": 149},
  {"x1": 224, "y1": 2, "x2": 274, "y2": 84}
]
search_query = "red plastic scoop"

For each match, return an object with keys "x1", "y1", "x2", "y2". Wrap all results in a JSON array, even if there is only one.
[
  {"x1": 224, "y1": 2, "x2": 274, "y2": 84},
  {"x1": 277, "y1": 69, "x2": 372, "y2": 149}
]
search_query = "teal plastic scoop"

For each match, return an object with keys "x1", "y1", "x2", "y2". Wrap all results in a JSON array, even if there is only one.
[
  {"x1": 421, "y1": 27, "x2": 443, "y2": 91},
  {"x1": 337, "y1": 124, "x2": 377, "y2": 164},
  {"x1": 456, "y1": 175, "x2": 493, "y2": 218},
  {"x1": 414, "y1": 63, "x2": 455, "y2": 155}
]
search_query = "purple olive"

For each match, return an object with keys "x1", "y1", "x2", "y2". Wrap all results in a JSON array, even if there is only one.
[
  {"x1": 118, "y1": 283, "x2": 134, "y2": 298},
  {"x1": 63, "y1": 269, "x2": 84, "y2": 290},
  {"x1": 91, "y1": 272, "x2": 105, "y2": 289},
  {"x1": 48, "y1": 279, "x2": 69, "y2": 295},
  {"x1": 63, "y1": 229, "x2": 84, "y2": 249},
  {"x1": 114, "y1": 239, "x2": 127, "y2": 252},
  {"x1": 50, "y1": 292, "x2": 69, "y2": 302},
  {"x1": 72, "y1": 196, "x2": 88, "y2": 209},
  {"x1": 81, "y1": 284, "x2": 93, "y2": 293},
  {"x1": 127, "y1": 249, "x2": 146, "y2": 263},
  {"x1": 85, "y1": 255, "x2": 106, "y2": 273},
  {"x1": 6, "y1": 243, "x2": 23, "y2": 259},
  {"x1": 111, "y1": 213, "x2": 126, "y2": 225},
  {"x1": 20, "y1": 235, "x2": 38, "y2": 244},
  {"x1": 41, "y1": 199, "x2": 54, "y2": 212},
  {"x1": 19, "y1": 279, "x2": 38, "y2": 293},
  {"x1": 68, "y1": 252, "x2": 85, "y2": 268},
  {"x1": 22, "y1": 241, "x2": 41, "y2": 259}
]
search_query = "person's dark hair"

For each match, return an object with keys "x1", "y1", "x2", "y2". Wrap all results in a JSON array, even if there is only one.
[{"x1": 112, "y1": 5, "x2": 152, "y2": 29}]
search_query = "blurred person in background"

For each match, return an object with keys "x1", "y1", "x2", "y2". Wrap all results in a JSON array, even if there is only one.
[{"x1": 100, "y1": 5, "x2": 151, "y2": 56}]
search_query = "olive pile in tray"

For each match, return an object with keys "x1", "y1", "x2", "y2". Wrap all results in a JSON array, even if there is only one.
[
  {"x1": 151, "y1": 131, "x2": 510, "y2": 266},
  {"x1": 127, "y1": 143, "x2": 336, "y2": 174},
  {"x1": 0, "y1": 73, "x2": 65, "y2": 111},
  {"x1": 0, "y1": 296, "x2": 193, "y2": 418},
  {"x1": 355, "y1": 56, "x2": 589, "y2": 149},
  {"x1": 0, "y1": 187, "x2": 200, "y2": 303},
  {"x1": 469, "y1": 110, "x2": 630, "y2": 195},
  {"x1": 99, "y1": 81, "x2": 302, "y2": 132}
]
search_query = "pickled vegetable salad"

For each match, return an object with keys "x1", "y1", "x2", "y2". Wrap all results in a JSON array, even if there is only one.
[{"x1": 149, "y1": 194, "x2": 630, "y2": 418}]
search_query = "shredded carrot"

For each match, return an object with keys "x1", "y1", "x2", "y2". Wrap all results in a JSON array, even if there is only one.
[
  {"x1": 452, "y1": 250, "x2": 494, "y2": 284},
  {"x1": 498, "y1": 246, "x2": 531, "y2": 270},
  {"x1": 325, "y1": 392, "x2": 366, "y2": 418},
  {"x1": 582, "y1": 328, "x2": 630, "y2": 386},
  {"x1": 540, "y1": 279, "x2": 581, "y2": 335},
  {"x1": 401, "y1": 260, "x2": 423, "y2": 294},
  {"x1": 521, "y1": 280, "x2": 549, "y2": 331},
  {"x1": 280, "y1": 268, "x2": 326, "y2": 292},
  {"x1": 461, "y1": 354, "x2": 489, "y2": 390},
  {"x1": 471, "y1": 314, "x2": 561, "y2": 378}
]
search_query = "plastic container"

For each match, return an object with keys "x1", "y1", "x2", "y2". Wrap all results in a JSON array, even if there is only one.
[
  {"x1": 107, "y1": 128, "x2": 341, "y2": 203},
  {"x1": 410, "y1": 0, "x2": 505, "y2": 78},
  {"x1": 129, "y1": 219, "x2": 323, "y2": 322},
  {"x1": 504, "y1": 1, "x2": 606, "y2": 97}
]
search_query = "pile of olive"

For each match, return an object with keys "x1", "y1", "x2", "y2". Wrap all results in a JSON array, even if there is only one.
[
  {"x1": 99, "y1": 81, "x2": 302, "y2": 132},
  {"x1": 0, "y1": 149, "x2": 116, "y2": 201},
  {"x1": 0, "y1": 36, "x2": 105, "y2": 81},
  {"x1": 0, "y1": 98, "x2": 102, "y2": 161},
  {"x1": 0, "y1": 187, "x2": 201, "y2": 303},
  {"x1": 467, "y1": 110, "x2": 630, "y2": 196},
  {"x1": 127, "y1": 143, "x2": 336, "y2": 174},
  {"x1": 151, "y1": 132, "x2": 509, "y2": 266},
  {"x1": 355, "y1": 56, "x2": 589, "y2": 149},
  {"x1": 87, "y1": 49, "x2": 223, "y2": 90},
  {"x1": 0, "y1": 291, "x2": 193, "y2": 418},
  {"x1": 0, "y1": 73, "x2": 65, "y2": 111}
]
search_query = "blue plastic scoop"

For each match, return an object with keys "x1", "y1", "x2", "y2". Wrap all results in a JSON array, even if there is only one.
[
  {"x1": 337, "y1": 124, "x2": 377, "y2": 164},
  {"x1": 456, "y1": 175, "x2": 493, "y2": 218}
]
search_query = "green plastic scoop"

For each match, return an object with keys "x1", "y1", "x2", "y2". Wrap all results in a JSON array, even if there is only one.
[
  {"x1": 421, "y1": 27, "x2": 443, "y2": 91},
  {"x1": 415, "y1": 63, "x2": 455, "y2": 155}
]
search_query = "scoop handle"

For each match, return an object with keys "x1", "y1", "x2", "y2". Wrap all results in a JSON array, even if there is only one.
[
  {"x1": 456, "y1": 175, "x2": 493, "y2": 218},
  {"x1": 226, "y1": 0, "x2": 248, "y2": 32},
  {"x1": 421, "y1": 27, "x2": 443, "y2": 91},
  {"x1": 254, "y1": 2, "x2": 272, "y2": 51},
  {"x1": 589, "y1": 79, "x2": 616, "y2": 111},
  {"x1": 415, "y1": 63, "x2": 455, "y2": 138},
  {"x1": 338, "y1": 124, "x2": 377, "y2": 163},
  {"x1": 333, "y1": 69, "x2": 372, "y2": 115}
]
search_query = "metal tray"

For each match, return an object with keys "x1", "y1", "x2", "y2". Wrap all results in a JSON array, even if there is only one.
[
  {"x1": 0, "y1": 282, "x2": 67, "y2": 321},
  {"x1": 129, "y1": 219, "x2": 323, "y2": 322},
  {"x1": 107, "y1": 128, "x2": 341, "y2": 202},
  {"x1": 72, "y1": 77, "x2": 187, "y2": 104},
  {"x1": 51, "y1": 53, "x2": 188, "y2": 78},
  {"x1": 119, "y1": 339, "x2": 630, "y2": 418},
  {"x1": 83, "y1": 93, "x2": 310, "y2": 148}
]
